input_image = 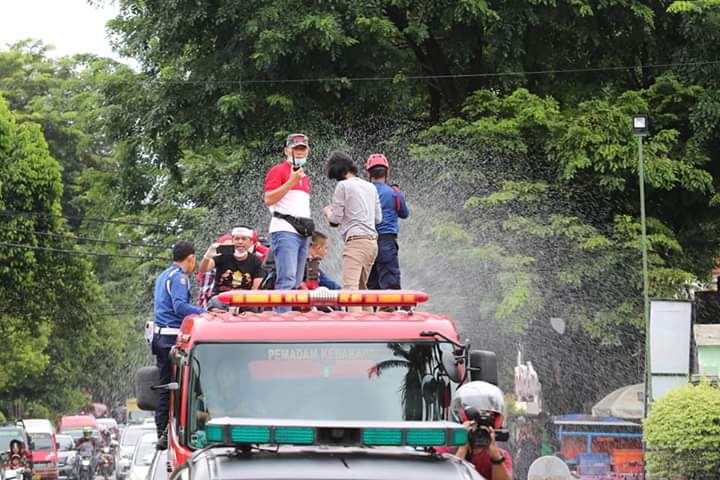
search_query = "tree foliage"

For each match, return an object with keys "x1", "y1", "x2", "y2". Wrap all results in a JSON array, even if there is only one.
[
  {"x1": 1, "y1": 0, "x2": 720, "y2": 416},
  {"x1": 644, "y1": 382, "x2": 720, "y2": 479}
]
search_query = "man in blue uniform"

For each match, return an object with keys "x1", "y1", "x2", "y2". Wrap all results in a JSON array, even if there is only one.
[
  {"x1": 153, "y1": 240, "x2": 205, "y2": 449},
  {"x1": 365, "y1": 154, "x2": 409, "y2": 290}
]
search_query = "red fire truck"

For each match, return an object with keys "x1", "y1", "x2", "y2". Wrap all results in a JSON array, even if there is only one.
[{"x1": 136, "y1": 289, "x2": 500, "y2": 479}]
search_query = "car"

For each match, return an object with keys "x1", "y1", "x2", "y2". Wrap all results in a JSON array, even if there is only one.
[
  {"x1": 55, "y1": 434, "x2": 76, "y2": 480},
  {"x1": 146, "y1": 449, "x2": 168, "y2": 480},
  {"x1": 117, "y1": 424, "x2": 155, "y2": 480},
  {"x1": 127, "y1": 432, "x2": 157, "y2": 480},
  {"x1": 19, "y1": 419, "x2": 55, "y2": 434},
  {"x1": 57, "y1": 416, "x2": 98, "y2": 441},
  {"x1": 0, "y1": 424, "x2": 33, "y2": 451},
  {"x1": 22, "y1": 420, "x2": 59, "y2": 480}
]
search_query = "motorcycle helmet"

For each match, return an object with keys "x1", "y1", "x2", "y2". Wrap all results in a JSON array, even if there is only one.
[
  {"x1": 82, "y1": 426, "x2": 93, "y2": 437},
  {"x1": 450, "y1": 381, "x2": 505, "y2": 429}
]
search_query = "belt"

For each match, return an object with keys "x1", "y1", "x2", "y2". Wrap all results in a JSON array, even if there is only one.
[
  {"x1": 377, "y1": 233, "x2": 397, "y2": 240},
  {"x1": 345, "y1": 235, "x2": 377, "y2": 242},
  {"x1": 154, "y1": 326, "x2": 181, "y2": 336}
]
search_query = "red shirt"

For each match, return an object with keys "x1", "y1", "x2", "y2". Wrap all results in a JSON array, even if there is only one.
[
  {"x1": 264, "y1": 161, "x2": 311, "y2": 234},
  {"x1": 435, "y1": 447, "x2": 512, "y2": 479}
]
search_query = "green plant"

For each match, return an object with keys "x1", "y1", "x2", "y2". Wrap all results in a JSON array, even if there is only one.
[{"x1": 644, "y1": 382, "x2": 720, "y2": 479}]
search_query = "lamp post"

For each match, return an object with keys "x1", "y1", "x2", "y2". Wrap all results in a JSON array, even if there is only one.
[{"x1": 632, "y1": 114, "x2": 651, "y2": 414}]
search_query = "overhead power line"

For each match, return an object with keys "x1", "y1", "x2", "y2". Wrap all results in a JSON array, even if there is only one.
[
  {"x1": 0, "y1": 209, "x2": 178, "y2": 230},
  {"x1": 0, "y1": 225, "x2": 171, "y2": 250},
  {"x1": 0, "y1": 60, "x2": 718, "y2": 86},
  {"x1": 0, "y1": 241, "x2": 171, "y2": 261}
]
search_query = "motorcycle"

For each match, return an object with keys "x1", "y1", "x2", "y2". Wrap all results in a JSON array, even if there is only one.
[
  {"x1": 76, "y1": 453, "x2": 94, "y2": 480},
  {"x1": 98, "y1": 447, "x2": 114, "y2": 480}
]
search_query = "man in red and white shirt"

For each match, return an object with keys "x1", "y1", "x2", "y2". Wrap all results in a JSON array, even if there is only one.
[{"x1": 263, "y1": 133, "x2": 313, "y2": 312}]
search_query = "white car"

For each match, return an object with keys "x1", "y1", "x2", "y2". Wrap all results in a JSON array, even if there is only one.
[
  {"x1": 127, "y1": 432, "x2": 157, "y2": 480},
  {"x1": 117, "y1": 424, "x2": 155, "y2": 480}
]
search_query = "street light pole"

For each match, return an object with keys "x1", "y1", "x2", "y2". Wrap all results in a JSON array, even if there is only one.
[
  {"x1": 637, "y1": 134, "x2": 652, "y2": 410},
  {"x1": 632, "y1": 114, "x2": 651, "y2": 414},
  {"x1": 633, "y1": 113, "x2": 651, "y2": 480}
]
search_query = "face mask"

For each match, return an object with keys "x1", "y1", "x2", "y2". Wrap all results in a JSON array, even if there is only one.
[
  {"x1": 288, "y1": 155, "x2": 307, "y2": 168},
  {"x1": 234, "y1": 249, "x2": 248, "y2": 259}
]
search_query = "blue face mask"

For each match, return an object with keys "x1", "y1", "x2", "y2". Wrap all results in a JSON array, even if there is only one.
[{"x1": 288, "y1": 155, "x2": 307, "y2": 168}]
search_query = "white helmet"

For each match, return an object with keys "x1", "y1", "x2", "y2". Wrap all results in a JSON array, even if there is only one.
[{"x1": 450, "y1": 381, "x2": 505, "y2": 428}]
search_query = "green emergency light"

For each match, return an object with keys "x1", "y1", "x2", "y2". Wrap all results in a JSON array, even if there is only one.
[{"x1": 205, "y1": 418, "x2": 467, "y2": 448}]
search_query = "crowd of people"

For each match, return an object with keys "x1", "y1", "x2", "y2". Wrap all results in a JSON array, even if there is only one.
[{"x1": 151, "y1": 133, "x2": 410, "y2": 449}]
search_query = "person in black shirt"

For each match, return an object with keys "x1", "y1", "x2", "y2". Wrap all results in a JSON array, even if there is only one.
[{"x1": 200, "y1": 226, "x2": 264, "y2": 295}]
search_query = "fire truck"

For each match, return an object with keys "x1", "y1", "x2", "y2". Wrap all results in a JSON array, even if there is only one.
[{"x1": 136, "y1": 289, "x2": 501, "y2": 480}]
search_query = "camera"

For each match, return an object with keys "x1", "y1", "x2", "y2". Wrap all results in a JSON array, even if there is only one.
[{"x1": 466, "y1": 408, "x2": 509, "y2": 448}]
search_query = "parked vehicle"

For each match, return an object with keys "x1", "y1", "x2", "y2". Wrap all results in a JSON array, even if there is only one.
[
  {"x1": 127, "y1": 432, "x2": 156, "y2": 480},
  {"x1": 54, "y1": 434, "x2": 75, "y2": 480},
  {"x1": 552, "y1": 414, "x2": 644, "y2": 479}
]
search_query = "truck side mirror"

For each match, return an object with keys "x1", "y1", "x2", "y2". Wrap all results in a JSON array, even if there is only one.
[
  {"x1": 468, "y1": 350, "x2": 498, "y2": 385},
  {"x1": 136, "y1": 366, "x2": 161, "y2": 411}
]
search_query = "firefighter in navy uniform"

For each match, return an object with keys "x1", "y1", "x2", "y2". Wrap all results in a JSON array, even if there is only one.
[
  {"x1": 365, "y1": 154, "x2": 409, "y2": 292},
  {"x1": 153, "y1": 240, "x2": 206, "y2": 450}
]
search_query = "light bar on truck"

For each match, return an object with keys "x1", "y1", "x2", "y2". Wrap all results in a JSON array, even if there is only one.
[
  {"x1": 205, "y1": 418, "x2": 466, "y2": 448},
  {"x1": 216, "y1": 289, "x2": 429, "y2": 308}
]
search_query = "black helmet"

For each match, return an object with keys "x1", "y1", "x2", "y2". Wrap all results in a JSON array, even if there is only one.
[{"x1": 450, "y1": 381, "x2": 505, "y2": 429}]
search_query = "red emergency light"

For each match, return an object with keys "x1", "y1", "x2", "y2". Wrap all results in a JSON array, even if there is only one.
[{"x1": 216, "y1": 289, "x2": 429, "y2": 308}]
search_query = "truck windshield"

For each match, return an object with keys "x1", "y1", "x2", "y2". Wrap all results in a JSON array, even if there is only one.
[
  {"x1": 29, "y1": 432, "x2": 53, "y2": 450},
  {"x1": 188, "y1": 341, "x2": 454, "y2": 447}
]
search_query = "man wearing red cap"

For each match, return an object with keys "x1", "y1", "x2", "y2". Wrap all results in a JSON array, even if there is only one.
[
  {"x1": 264, "y1": 133, "x2": 313, "y2": 313},
  {"x1": 365, "y1": 154, "x2": 409, "y2": 291}
]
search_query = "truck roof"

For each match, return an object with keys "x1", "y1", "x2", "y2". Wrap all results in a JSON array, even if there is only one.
[
  {"x1": 178, "y1": 310, "x2": 460, "y2": 345},
  {"x1": 184, "y1": 446, "x2": 483, "y2": 480}
]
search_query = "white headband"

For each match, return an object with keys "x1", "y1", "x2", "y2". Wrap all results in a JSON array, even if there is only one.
[{"x1": 231, "y1": 227, "x2": 253, "y2": 238}]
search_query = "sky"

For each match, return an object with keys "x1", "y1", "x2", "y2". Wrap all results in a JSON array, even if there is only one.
[{"x1": 0, "y1": 0, "x2": 128, "y2": 63}]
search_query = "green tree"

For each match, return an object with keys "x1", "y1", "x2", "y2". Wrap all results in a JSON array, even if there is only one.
[{"x1": 644, "y1": 382, "x2": 720, "y2": 479}]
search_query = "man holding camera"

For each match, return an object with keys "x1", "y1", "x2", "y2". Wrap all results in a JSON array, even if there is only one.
[{"x1": 439, "y1": 382, "x2": 513, "y2": 480}]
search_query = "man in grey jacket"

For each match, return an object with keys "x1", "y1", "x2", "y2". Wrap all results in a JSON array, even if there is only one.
[{"x1": 323, "y1": 151, "x2": 382, "y2": 307}]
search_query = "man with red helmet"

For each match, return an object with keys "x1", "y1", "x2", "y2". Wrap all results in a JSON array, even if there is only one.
[{"x1": 365, "y1": 154, "x2": 409, "y2": 291}]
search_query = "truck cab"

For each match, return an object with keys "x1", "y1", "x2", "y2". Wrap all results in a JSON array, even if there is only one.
[{"x1": 137, "y1": 289, "x2": 499, "y2": 479}]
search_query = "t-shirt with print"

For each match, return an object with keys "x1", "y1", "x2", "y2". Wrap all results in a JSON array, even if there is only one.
[
  {"x1": 264, "y1": 160, "x2": 312, "y2": 234},
  {"x1": 211, "y1": 252, "x2": 263, "y2": 295}
]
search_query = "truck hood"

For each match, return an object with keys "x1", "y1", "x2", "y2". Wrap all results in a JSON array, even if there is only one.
[{"x1": 191, "y1": 447, "x2": 485, "y2": 480}]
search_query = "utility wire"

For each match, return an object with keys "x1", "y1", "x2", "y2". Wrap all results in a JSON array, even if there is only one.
[
  {"x1": 0, "y1": 60, "x2": 718, "y2": 86},
  {"x1": 0, "y1": 209, "x2": 178, "y2": 230},
  {"x1": 0, "y1": 241, "x2": 171, "y2": 261},
  {"x1": 0, "y1": 225, "x2": 171, "y2": 250}
]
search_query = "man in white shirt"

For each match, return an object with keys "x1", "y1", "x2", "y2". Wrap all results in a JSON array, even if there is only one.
[{"x1": 263, "y1": 133, "x2": 313, "y2": 312}]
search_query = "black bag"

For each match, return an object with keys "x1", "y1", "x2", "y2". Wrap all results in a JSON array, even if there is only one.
[{"x1": 273, "y1": 212, "x2": 315, "y2": 237}]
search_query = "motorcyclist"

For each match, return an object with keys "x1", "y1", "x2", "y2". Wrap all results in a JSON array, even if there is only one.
[
  {"x1": 98, "y1": 445, "x2": 115, "y2": 479},
  {"x1": 6, "y1": 440, "x2": 32, "y2": 480},
  {"x1": 99, "y1": 425, "x2": 112, "y2": 447},
  {"x1": 438, "y1": 381, "x2": 513, "y2": 480},
  {"x1": 73, "y1": 427, "x2": 100, "y2": 474}
]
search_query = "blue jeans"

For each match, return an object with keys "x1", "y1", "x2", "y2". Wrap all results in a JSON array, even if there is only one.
[{"x1": 271, "y1": 231, "x2": 309, "y2": 313}]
